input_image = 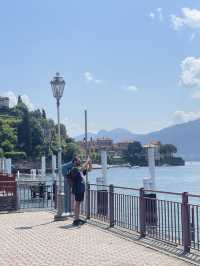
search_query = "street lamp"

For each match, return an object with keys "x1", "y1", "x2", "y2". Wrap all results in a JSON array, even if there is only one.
[{"x1": 51, "y1": 72, "x2": 67, "y2": 220}]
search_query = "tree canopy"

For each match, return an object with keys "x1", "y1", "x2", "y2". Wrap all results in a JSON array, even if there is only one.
[
  {"x1": 123, "y1": 141, "x2": 146, "y2": 166},
  {"x1": 0, "y1": 96, "x2": 79, "y2": 162}
]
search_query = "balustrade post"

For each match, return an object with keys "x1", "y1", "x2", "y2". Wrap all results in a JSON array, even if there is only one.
[
  {"x1": 139, "y1": 188, "x2": 146, "y2": 238},
  {"x1": 181, "y1": 192, "x2": 190, "y2": 253},
  {"x1": 109, "y1": 184, "x2": 114, "y2": 227},
  {"x1": 86, "y1": 183, "x2": 90, "y2": 220}
]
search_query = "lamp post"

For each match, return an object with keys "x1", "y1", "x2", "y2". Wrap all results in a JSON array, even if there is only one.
[{"x1": 51, "y1": 72, "x2": 67, "y2": 220}]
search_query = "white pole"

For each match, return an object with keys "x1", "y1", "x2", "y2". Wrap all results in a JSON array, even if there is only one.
[
  {"x1": 5, "y1": 158, "x2": 12, "y2": 175},
  {"x1": 148, "y1": 147, "x2": 156, "y2": 190},
  {"x1": 0, "y1": 158, "x2": 2, "y2": 173},
  {"x1": 101, "y1": 149, "x2": 107, "y2": 186},
  {"x1": 1, "y1": 158, "x2": 6, "y2": 174},
  {"x1": 31, "y1": 169, "x2": 36, "y2": 180},
  {"x1": 52, "y1": 154, "x2": 57, "y2": 181},
  {"x1": 84, "y1": 110, "x2": 89, "y2": 184},
  {"x1": 41, "y1": 156, "x2": 46, "y2": 178}
]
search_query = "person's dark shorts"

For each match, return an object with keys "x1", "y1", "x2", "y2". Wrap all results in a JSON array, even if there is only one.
[{"x1": 75, "y1": 192, "x2": 84, "y2": 202}]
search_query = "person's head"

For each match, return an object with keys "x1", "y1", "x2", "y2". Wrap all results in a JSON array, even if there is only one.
[{"x1": 73, "y1": 156, "x2": 81, "y2": 167}]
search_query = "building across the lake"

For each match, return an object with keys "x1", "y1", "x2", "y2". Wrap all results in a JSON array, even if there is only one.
[
  {"x1": 96, "y1": 137, "x2": 113, "y2": 150},
  {"x1": 0, "y1": 96, "x2": 9, "y2": 109},
  {"x1": 76, "y1": 137, "x2": 162, "y2": 162},
  {"x1": 113, "y1": 140, "x2": 135, "y2": 155}
]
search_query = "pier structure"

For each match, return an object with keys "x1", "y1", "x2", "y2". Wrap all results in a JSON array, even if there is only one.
[
  {"x1": 143, "y1": 146, "x2": 156, "y2": 190},
  {"x1": 143, "y1": 146, "x2": 157, "y2": 227},
  {"x1": 96, "y1": 148, "x2": 108, "y2": 216}
]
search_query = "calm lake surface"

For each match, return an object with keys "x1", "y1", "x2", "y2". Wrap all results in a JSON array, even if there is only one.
[{"x1": 88, "y1": 162, "x2": 200, "y2": 195}]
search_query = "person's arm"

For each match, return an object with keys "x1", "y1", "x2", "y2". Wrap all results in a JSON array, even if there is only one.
[
  {"x1": 81, "y1": 158, "x2": 92, "y2": 172},
  {"x1": 87, "y1": 159, "x2": 92, "y2": 172}
]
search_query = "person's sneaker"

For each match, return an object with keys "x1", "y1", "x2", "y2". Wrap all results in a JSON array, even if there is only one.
[
  {"x1": 78, "y1": 219, "x2": 86, "y2": 225},
  {"x1": 72, "y1": 220, "x2": 80, "y2": 226}
]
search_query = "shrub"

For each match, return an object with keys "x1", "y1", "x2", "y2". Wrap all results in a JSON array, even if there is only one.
[{"x1": 4, "y1": 151, "x2": 27, "y2": 160}]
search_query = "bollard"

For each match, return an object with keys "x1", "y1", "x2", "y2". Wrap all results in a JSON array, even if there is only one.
[
  {"x1": 139, "y1": 188, "x2": 146, "y2": 238},
  {"x1": 181, "y1": 192, "x2": 191, "y2": 253},
  {"x1": 109, "y1": 184, "x2": 114, "y2": 227}
]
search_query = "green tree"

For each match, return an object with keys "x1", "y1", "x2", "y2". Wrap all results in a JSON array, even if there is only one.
[
  {"x1": 55, "y1": 123, "x2": 67, "y2": 140},
  {"x1": 32, "y1": 109, "x2": 42, "y2": 119},
  {"x1": 62, "y1": 142, "x2": 79, "y2": 162},
  {"x1": 160, "y1": 144, "x2": 177, "y2": 158},
  {"x1": 17, "y1": 109, "x2": 32, "y2": 156},
  {"x1": 1, "y1": 140, "x2": 14, "y2": 152},
  {"x1": 11, "y1": 96, "x2": 28, "y2": 117},
  {"x1": 42, "y1": 109, "x2": 46, "y2": 119},
  {"x1": 17, "y1": 95, "x2": 23, "y2": 105},
  {"x1": 0, "y1": 102, "x2": 75, "y2": 161},
  {"x1": 0, "y1": 120, "x2": 17, "y2": 153},
  {"x1": 123, "y1": 141, "x2": 146, "y2": 166}
]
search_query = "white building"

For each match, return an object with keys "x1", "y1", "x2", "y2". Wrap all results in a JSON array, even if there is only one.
[{"x1": 0, "y1": 97, "x2": 9, "y2": 109}]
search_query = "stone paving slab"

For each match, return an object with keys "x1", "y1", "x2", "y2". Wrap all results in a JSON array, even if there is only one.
[{"x1": 0, "y1": 211, "x2": 192, "y2": 266}]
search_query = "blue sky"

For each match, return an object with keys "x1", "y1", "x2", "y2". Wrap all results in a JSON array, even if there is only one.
[{"x1": 1, "y1": 0, "x2": 200, "y2": 136}]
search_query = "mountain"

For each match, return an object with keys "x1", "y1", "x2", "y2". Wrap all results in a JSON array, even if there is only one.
[
  {"x1": 75, "y1": 128, "x2": 139, "y2": 142},
  {"x1": 75, "y1": 119, "x2": 200, "y2": 160}
]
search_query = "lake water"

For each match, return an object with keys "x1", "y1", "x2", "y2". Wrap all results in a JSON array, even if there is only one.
[{"x1": 88, "y1": 161, "x2": 200, "y2": 195}]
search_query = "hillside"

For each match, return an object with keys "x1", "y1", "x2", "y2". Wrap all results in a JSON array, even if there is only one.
[{"x1": 0, "y1": 97, "x2": 78, "y2": 162}]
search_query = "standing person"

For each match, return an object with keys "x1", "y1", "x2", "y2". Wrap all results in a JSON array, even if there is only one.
[{"x1": 69, "y1": 156, "x2": 92, "y2": 226}]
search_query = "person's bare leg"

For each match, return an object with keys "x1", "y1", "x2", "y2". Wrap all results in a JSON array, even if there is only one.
[{"x1": 74, "y1": 201, "x2": 80, "y2": 221}]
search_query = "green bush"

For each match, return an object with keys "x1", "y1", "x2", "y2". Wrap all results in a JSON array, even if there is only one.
[{"x1": 4, "y1": 151, "x2": 27, "y2": 160}]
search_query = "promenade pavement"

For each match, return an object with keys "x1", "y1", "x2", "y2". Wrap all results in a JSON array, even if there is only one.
[{"x1": 0, "y1": 211, "x2": 194, "y2": 266}]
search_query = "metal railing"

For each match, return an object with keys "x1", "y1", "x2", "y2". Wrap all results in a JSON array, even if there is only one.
[
  {"x1": 2, "y1": 176, "x2": 200, "y2": 253},
  {"x1": 81, "y1": 184, "x2": 200, "y2": 253},
  {"x1": 0, "y1": 180, "x2": 17, "y2": 211},
  {"x1": 18, "y1": 181, "x2": 55, "y2": 209}
]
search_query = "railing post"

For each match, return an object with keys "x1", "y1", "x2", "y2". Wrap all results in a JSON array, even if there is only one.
[
  {"x1": 181, "y1": 192, "x2": 190, "y2": 253},
  {"x1": 139, "y1": 188, "x2": 146, "y2": 238},
  {"x1": 15, "y1": 181, "x2": 20, "y2": 210},
  {"x1": 109, "y1": 184, "x2": 114, "y2": 227},
  {"x1": 86, "y1": 183, "x2": 90, "y2": 220},
  {"x1": 53, "y1": 181, "x2": 57, "y2": 209}
]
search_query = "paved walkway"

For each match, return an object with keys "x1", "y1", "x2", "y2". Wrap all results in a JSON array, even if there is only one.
[{"x1": 0, "y1": 211, "x2": 193, "y2": 266}]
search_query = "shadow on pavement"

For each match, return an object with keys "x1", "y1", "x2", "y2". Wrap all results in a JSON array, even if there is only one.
[
  {"x1": 15, "y1": 221, "x2": 55, "y2": 230},
  {"x1": 59, "y1": 224, "x2": 81, "y2": 230},
  {"x1": 87, "y1": 219, "x2": 200, "y2": 266}
]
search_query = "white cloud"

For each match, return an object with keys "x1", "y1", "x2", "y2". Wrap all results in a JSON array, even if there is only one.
[
  {"x1": 190, "y1": 32, "x2": 196, "y2": 42},
  {"x1": 157, "y1": 8, "x2": 163, "y2": 21},
  {"x1": 180, "y1": 57, "x2": 200, "y2": 87},
  {"x1": 125, "y1": 85, "x2": 140, "y2": 92},
  {"x1": 21, "y1": 95, "x2": 34, "y2": 110},
  {"x1": 83, "y1": 72, "x2": 93, "y2": 82},
  {"x1": 149, "y1": 8, "x2": 163, "y2": 21},
  {"x1": 94, "y1": 79, "x2": 101, "y2": 84},
  {"x1": 172, "y1": 110, "x2": 200, "y2": 124},
  {"x1": 2, "y1": 91, "x2": 34, "y2": 110},
  {"x1": 171, "y1": 8, "x2": 200, "y2": 31},
  {"x1": 149, "y1": 12, "x2": 155, "y2": 19},
  {"x1": 83, "y1": 72, "x2": 101, "y2": 84}
]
